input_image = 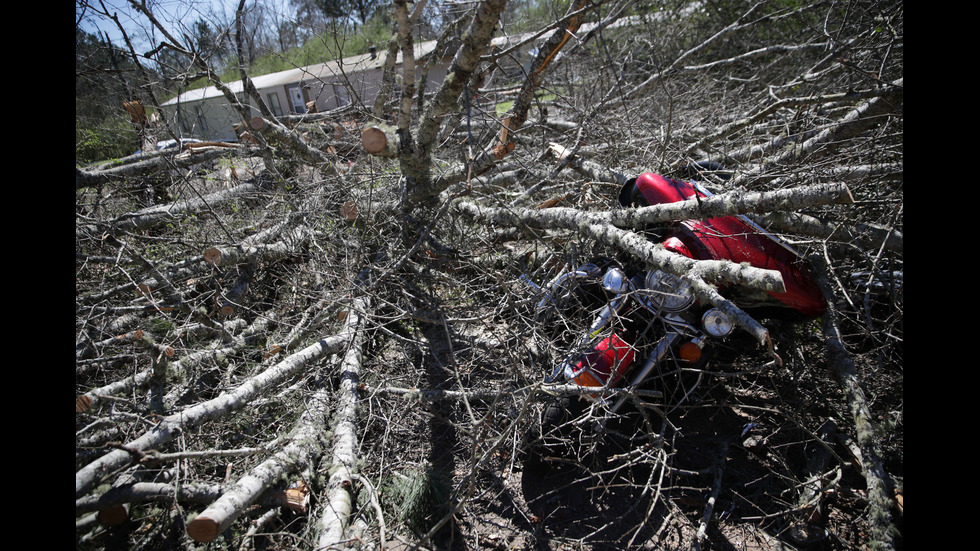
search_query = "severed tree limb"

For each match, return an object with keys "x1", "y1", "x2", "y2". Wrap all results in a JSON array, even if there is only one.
[
  {"x1": 454, "y1": 200, "x2": 785, "y2": 292},
  {"x1": 184, "y1": 380, "x2": 330, "y2": 541},
  {"x1": 76, "y1": 147, "x2": 239, "y2": 190},
  {"x1": 546, "y1": 143, "x2": 856, "y2": 223},
  {"x1": 77, "y1": 252, "x2": 211, "y2": 308},
  {"x1": 757, "y1": 210, "x2": 903, "y2": 255},
  {"x1": 77, "y1": 180, "x2": 267, "y2": 240},
  {"x1": 602, "y1": 182, "x2": 854, "y2": 229},
  {"x1": 76, "y1": 481, "x2": 227, "y2": 518},
  {"x1": 204, "y1": 226, "x2": 313, "y2": 266},
  {"x1": 316, "y1": 296, "x2": 370, "y2": 549},
  {"x1": 75, "y1": 315, "x2": 273, "y2": 414},
  {"x1": 76, "y1": 331, "x2": 351, "y2": 499},
  {"x1": 360, "y1": 123, "x2": 400, "y2": 158},
  {"x1": 185, "y1": 297, "x2": 368, "y2": 543},
  {"x1": 455, "y1": 200, "x2": 783, "y2": 343},
  {"x1": 809, "y1": 254, "x2": 898, "y2": 551},
  {"x1": 544, "y1": 157, "x2": 898, "y2": 258}
]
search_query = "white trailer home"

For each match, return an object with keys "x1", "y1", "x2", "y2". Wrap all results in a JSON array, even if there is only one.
[{"x1": 159, "y1": 40, "x2": 450, "y2": 142}]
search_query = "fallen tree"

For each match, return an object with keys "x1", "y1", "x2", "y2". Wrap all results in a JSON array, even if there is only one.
[{"x1": 77, "y1": 1, "x2": 903, "y2": 549}]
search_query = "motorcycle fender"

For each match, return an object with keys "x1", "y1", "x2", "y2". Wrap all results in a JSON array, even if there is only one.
[
  {"x1": 569, "y1": 334, "x2": 636, "y2": 388},
  {"x1": 634, "y1": 172, "x2": 703, "y2": 204}
]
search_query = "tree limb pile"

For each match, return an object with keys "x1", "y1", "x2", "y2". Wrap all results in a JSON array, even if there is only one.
[
  {"x1": 77, "y1": 1, "x2": 902, "y2": 548},
  {"x1": 76, "y1": 332, "x2": 350, "y2": 499}
]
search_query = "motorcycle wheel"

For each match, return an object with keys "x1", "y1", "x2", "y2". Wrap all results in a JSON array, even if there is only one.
[
  {"x1": 525, "y1": 395, "x2": 648, "y2": 473},
  {"x1": 524, "y1": 395, "x2": 587, "y2": 471}
]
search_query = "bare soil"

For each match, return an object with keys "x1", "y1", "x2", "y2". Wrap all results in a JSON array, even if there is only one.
[{"x1": 360, "y1": 312, "x2": 902, "y2": 551}]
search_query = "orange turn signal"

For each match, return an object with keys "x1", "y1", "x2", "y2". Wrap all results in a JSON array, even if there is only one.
[
  {"x1": 573, "y1": 369, "x2": 604, "y2": 388},
  {"x1": 679, "y1": 341, "x2": 702, "y2": 363}
]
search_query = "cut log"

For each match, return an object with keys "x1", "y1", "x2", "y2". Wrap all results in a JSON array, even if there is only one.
[
  {"x1": 186, "y1": 297, "x2": 370, "y2": 543},
  {"x1": 361, "y1": 124, "x2": 399, "y2": 157},
  {"x1": 97, "y1": 504, "x2": 129, "y2": 527},
  {"x1": 316, "y1": 296, "x2": 370, "y2": 548},
  {"x1": 76, "y1": 331, "x2": 351, "y2": 499}
]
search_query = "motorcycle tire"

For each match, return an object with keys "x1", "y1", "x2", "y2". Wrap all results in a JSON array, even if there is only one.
[{"x1": 524, "y1": 396, "x2": 587, "y2": 469}]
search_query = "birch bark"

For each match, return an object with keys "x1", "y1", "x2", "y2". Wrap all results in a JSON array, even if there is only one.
[{"x1": 76, "y1": 333, "x2": 350, "y2": 498}]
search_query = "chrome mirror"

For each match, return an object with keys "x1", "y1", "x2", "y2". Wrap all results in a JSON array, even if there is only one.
[{"x1": 601, "y1": 268, "x2": 629, "y2": 294}]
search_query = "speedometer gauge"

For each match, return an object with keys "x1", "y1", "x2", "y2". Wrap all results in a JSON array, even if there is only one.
[
  {"x1": 643, "y1": 270, "x2": 695, "y2": 312},
  {"x1": 702, "y1": 308, "x2": 734, "y2": 337}
]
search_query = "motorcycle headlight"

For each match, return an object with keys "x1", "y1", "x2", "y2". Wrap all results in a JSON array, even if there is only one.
[
  {"x1": 602, "y1": 267, "x2": 629, "y2": 294},
  {"x1": 642, "y1": 270, "x2": 695, "y2": 312},
  {"x1": 701, "y1": 308, "x2": 734, "y2": 337}
]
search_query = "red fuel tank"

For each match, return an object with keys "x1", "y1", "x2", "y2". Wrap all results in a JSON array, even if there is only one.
[{"x1": 633, "y1": 173, "x2": 826, "y2": 317}]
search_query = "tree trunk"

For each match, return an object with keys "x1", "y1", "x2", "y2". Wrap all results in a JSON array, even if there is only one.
[{"x1": 316, "y1": 296, "x2": 370, "y2": 548}]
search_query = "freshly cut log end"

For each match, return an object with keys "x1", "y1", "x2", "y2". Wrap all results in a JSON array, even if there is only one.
[
  {"x1": 263, "y1": 345, "x2": 284, "y2": 359},
  {"x1": 278, "y1": 484, "x2": 310, "y2": 513},
  {"x1": 341, "y1": 200, "x2": 359, "y2": 222},
  {"x1": 203, "y1": 248, "x2": 223, "y2": 266},
  {"x1": 98, "y1": 504, "x2": 129, "y2": 526},
  {"x1": 360, "y1": 126, "x2": 388, "y2": 155},
  {"x1": 492, "y1": 142, "x2": 515, "y2": 160},
  {"x1": 187, "y1": 516, "x2": 221, "y2": 543},
  {"x1": 76, "y1": 394, "x2": 93, "y2": 413},
  {"x1": 248, "y1": 116, "x2": 267, "y2": 132}
]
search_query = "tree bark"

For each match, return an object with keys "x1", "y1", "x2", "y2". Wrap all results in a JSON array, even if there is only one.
[
  {"x1": 809, "y1": 254, "x2": 897, "y2": 551},
  {"x1": 203, "y1": 225, "x2": 312, "y2": 267},
  {"x1": 75, "y1": 316, "x2": 273, "y2": 414},
  {"x1": 76, "y1": 481, "x2": 226, "y2": 517},
  {"x1": 399, "y1": 0, "x2": 509, "y2": 207},
  {"x1": 77, "y1": 180, "x2": 266, "y2": 240},
  {"x1": 182, "y1": 296, "x2": 369, "y2": 543},
  {"x1": 76, "y1": 147, "x2": 239, "y2": 190},
  {"x1": 76, "y1": 332, "x2": 350, "y2": 498},
  {"x1": 316, "y1": 296, "x2": 370, "y2": 548}
]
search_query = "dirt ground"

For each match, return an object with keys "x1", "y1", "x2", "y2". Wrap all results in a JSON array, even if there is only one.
[{"x1": 364, "y1": 315, "x2": 903, "y2": 551}]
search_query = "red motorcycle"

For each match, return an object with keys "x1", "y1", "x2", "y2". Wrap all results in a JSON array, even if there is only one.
[{"x1": 526, "y1": 171, "x2": 827, "y2": 457}]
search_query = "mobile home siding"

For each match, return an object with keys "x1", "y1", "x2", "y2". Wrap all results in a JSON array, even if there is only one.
[{"x1": 159, "y1": 41, "x2": 448, "y2": 143}]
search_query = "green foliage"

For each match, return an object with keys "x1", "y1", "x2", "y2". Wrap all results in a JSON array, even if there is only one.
[
  {"x1": 207, "y1": 14, "x2": 393, "y2": 93},
  {"x1": 75, "y1": 119, "x2": 136, "y2": 166},
  {"x1": 382, "y1": 467, "x2": 451, "y2": 536},
  {"x1": 76, "y1": 27, "x2": 143, "y2": 164}
]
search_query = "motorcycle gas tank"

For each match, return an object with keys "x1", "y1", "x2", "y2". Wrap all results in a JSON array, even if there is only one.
[{"x1": 634, "y1": 173, "x2": 826, "y2": 317}]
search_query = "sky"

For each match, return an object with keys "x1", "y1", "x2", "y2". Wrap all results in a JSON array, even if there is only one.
[{"x1": 77, "y1": 0, "x2": 246, "y2": 52}]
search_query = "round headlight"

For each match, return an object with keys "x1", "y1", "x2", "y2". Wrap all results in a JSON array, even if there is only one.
[
  {"x1": 602, "y1": 268, "x2": 629, "y2": 294},
  {"x1": 643, "y1": 270, "x2": 694, "y2": 312},
  {"x1": 702, "y1": 308, "x2": 734, "y2": 337}
]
